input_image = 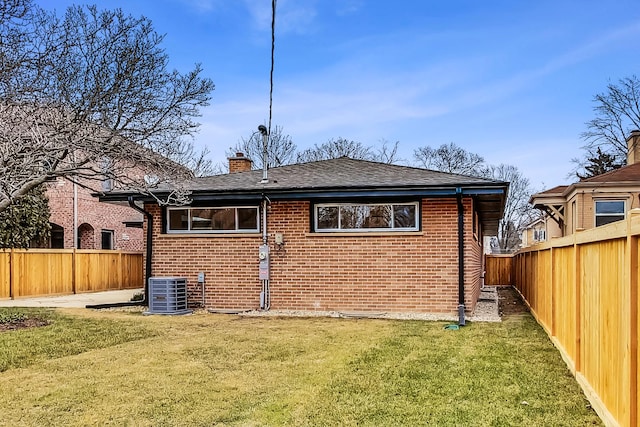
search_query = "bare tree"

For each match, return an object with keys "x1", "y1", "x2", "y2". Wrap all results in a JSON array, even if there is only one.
[
  {"x1": 485, "y1": 164, "x2": 535, "y2": 252},
  {"x1": 412, "y1": 143, "x2": 535, "y2": 252},
  {"x1": 296, "y1": 137, "x2": 399, "y2": 164},
  {"x1": 0, "y1": 2, "x2": 215, "y2": 212},
  {"x1": 579, "y1": 75, "x2": 640, "y2": 170},
  {"x1": 228, "y1": 125, "x2": 297, "y2": 170},
  {"x1": 413, "y1": 142, "x2": 488, "y2": 177},
  {"x1": 373, "y1": 139, "x2": 401, "y2": 164}
]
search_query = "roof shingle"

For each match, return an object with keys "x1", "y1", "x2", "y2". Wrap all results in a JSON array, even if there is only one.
[{"x1": 187, "y1": 157, "x2": 504, "y2": 193}]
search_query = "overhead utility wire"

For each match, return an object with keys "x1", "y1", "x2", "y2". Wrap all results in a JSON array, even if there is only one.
[{"x1": 267, "y1": 0, "x2": 276, "y2": 139}]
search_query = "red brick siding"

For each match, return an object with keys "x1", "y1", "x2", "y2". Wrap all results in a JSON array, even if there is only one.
[
  {"x1": 146, "y1": 197, "x2": 482, "y2": 314},
  {"x1": 47, "y1": 177, "x2": 143, "y2": 251},
  {"x1": 465, "y1": 198, "x2": 483, "y2": 312}
]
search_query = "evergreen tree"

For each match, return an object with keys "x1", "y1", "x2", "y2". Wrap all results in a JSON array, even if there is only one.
[
  {"x1": 576, "y1": 147, "x2": 623, "y2": 180},
  {"x1": 0, "y1": 185, "x2": 51, "y2": 248}
]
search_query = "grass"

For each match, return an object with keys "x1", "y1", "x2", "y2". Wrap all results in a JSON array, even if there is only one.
[{"x1": 0, "y1": 308, "x2": 601, "y2": 426}]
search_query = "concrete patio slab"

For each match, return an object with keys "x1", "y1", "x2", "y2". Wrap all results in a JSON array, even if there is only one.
[{"x1": 0, "y1": 288, "x2": 144, "y2": 308}]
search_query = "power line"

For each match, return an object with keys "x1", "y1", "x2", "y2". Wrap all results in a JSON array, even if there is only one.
[{"x1": 267, "y1": 0, "x2": 276, "y2": 140}]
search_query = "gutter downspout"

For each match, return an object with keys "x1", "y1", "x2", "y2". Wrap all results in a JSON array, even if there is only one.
[
  {"x1": 457, "y1": 187, "x2": 466, "y2": 326},
  {"x1": 128, "y1": 196, "x2": 152, "y2": 303}
]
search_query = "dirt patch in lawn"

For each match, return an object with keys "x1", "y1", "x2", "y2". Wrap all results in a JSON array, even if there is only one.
[
  {"x1": 0, "y1": 318, "x2": 50, "y2": 332},
  {"x1": 498, "y1": 286, "x2": 529, "y2": 317}
]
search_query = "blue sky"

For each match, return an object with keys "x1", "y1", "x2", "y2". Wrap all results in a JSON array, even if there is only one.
[{"x1": 42, "y1": 0, "x2": 640, "y2": 190}]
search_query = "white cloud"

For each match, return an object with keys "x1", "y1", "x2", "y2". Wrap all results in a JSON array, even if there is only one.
[{"x1": 242, "y1": 0, "x2": 318, "y2": 34}]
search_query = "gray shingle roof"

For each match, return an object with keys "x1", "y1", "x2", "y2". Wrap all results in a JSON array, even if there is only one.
[
  {"x1": 188, "y1": 157, "x2": 504, "y2": 193},
  {"x1": 101, "y1": 157, "x2": 508, "y2": 233}
]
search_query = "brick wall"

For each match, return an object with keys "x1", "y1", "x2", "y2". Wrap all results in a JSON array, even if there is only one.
[
  {"x1": 146, "y1": 197, "x2": 482, "y2": 314},
  {"x1": 46, "y1": 177, "x2": 143, "y2": 251}
]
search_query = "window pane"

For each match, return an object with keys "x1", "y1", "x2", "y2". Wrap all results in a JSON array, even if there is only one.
[
  {"x1": 211, "y1": 208, "x2": 235, "y2": 230},
  {"x1": 191, "y1": 209, "x2": 213, "y2": 230},
  {"x1": 596, "y1": 215, "x2": 625, "y2": 227},
  {"x1": 169, "y1": 209, "x2": 188, "y2": 230},
  {"x1": 364, "y1": 205, "x2": 391, "y2": 228},
  {"x1": 393, "y1": 205, "x2": 416, "y2": 228},
  {"x1": 238, "y1": 208, "x2": 258, "y2": 230},
  {"x1": 340, "y1": 205, "x2": 360, "y2": 229},
  {"x1": 317, "y1": 206, "x2": 339, "y2": 229},
  {"x1": 595, "y1": 201, "x2": 624, "y2": 214}
]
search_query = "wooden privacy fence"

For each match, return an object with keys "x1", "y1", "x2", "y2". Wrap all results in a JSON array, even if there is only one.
[
  {"x1": 484, "y1": 254, "x2": 513, "y2": 285},
  {"x1": 0, "y1": 249, "x2": 144, "y2": 299},
  {"x1": 512, "y1": 211, "x2": 640, "y2": 427}
]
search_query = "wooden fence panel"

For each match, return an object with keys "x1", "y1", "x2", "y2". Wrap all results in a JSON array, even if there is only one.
[
  {"x1": 12, "y1": 250, "x2": 74, "y2": 297},
  {"x1": 536, "y1": 249, "x2": 553, "y2": 332},
  {"x1": 484, "y1": 255, "x2": 513, "y2": 285},
  {"x1": 580, "y1": 238, "x2": 631, "y2": 425},
  {"x1": 121, "y1": 252, "x2": 144, "y2": 289},
  {"x1": 0, "y1": 249, "x2": 143, "y2": 299},
  {"x1": 0, "y1": 251, "x2": 10, "y2": 299},
  {"x1": 513, "y1": 214, "x2": 640, "y2": 427},
  {"x1": 552, "y1": 245, "x2": 577, "y2": 367},
  {"x1": 76, "y1": 251, "x2": 119, "y2": 292}
]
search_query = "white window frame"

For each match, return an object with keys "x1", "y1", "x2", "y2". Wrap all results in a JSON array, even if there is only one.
[
  {"x1": 314, "y1": 202, "x2": 419, "y2": 232},
  {"x1": 594, "y1": 199, "x2": 626, "y2": 227},
  {"x1": 166, "y1": 206, "x2": 260, "y2": 233}
]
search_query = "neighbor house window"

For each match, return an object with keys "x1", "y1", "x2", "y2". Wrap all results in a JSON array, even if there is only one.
[
  {"x1": 314, "y1": 202, "x2": 419, "y2": 232},
  {"x1": 533, "y1": 229, "x2": 546, "y2": 241},
  {"x1": 595, "y1": 200, "x2": 625, "y2": 227},
  {"x1": 101, "y1": 230, "x2": 114, "y2": 250},
  {"x1": 167, "y1": 207, "x2": 259, "y2": 233}
]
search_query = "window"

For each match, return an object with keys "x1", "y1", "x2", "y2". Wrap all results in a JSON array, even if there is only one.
[
  {"x1": 314, "y1": 202, "x2": 418, "y2": 232},
  {"x1": 100, "y1": 158, "x2": 114, "y2": 191},
  {"x1": 101, "y1": 230, "x2": 114, "y2": 250},
  {"x1": 167, "y1": 206, "x2": 259, "y2": 233},
  {"x1": 595, "y1": 200, "x2": 625, "y2": 227},
  {"x1": 533, "y1": 229, "x2": 546, "y2": 241},
  {"x1": 50, "y1": 223, "x2": 64, "y2": 249}
]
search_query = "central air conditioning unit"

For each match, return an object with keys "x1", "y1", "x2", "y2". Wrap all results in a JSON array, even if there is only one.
[{"x1": 145, "y1": 277, "x2": 192, "y2": 315}]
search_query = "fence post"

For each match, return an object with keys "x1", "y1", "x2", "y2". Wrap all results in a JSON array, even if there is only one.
[
  {"x1": 627, "y1": 211, "x2": 639, "y2": 427},
  {"x1": 8, "y1": 249, "x2": 14, "y2": 299},
  {"x1": 118, "y1": 251, "x2": 123, "y2": 290},
  {"x1": 72, "y1": 249, "x2": 76, "y2": 295},
  {"x1": 550, "y1": 246, "x2": 556, "y2": 337}
]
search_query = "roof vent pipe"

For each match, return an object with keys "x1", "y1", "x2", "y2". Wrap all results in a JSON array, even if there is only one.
[{"x1": 258, "y1": 125, "x2": 268, "y2": 183}]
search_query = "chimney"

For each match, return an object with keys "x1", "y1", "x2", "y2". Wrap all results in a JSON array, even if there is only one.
[
  {"x1": 627, "y1": 130, "x2": 640, "y2": 165},
  {"x1": 229, "y1": 152, "x2": 253, "y2": 173}
]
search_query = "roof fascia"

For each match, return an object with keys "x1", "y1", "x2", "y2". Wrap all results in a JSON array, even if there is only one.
[{"x1": 100, "y1": 184, "x2": 508, "y2": 204}]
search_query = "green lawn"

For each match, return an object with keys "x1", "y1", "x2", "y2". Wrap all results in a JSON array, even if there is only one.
[{"x1": 0, "y1": 308, "x2": 601, "y2": 426}]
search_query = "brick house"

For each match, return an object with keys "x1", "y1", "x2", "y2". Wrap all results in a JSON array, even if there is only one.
[
  {"x1": 46, "y1": 176, "x2": 143, "y2": 251},
  {"x1": 530, "y1": 130, "x2": 640, "y2": 237},
  {"x1": 102, "y1": 155, "x2": 508, "y2": 320}
]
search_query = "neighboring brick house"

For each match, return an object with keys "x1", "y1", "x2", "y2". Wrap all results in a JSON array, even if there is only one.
[
  {"x1": 46, "y1": 176, "x2": 143, "y2": 251},
  {"x1": 102, "y1": 155, "x2": 508, "y2": 319},
  {"x1": 530, "y1": 130, "x2": 640, "y2": 237}
]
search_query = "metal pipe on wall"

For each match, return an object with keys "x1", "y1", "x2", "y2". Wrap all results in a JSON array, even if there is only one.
[{"x1": 457, "y1": 187, "x2": 466, "y2": 326}]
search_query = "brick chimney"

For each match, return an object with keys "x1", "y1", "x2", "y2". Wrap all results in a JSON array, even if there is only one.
[
  {"x1": 228, "y1": 152, "x2": 253, "y2": 173},
  {"x1": 627, "y1": 130, "x2": 640, "y2": 165}
]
